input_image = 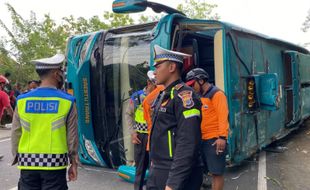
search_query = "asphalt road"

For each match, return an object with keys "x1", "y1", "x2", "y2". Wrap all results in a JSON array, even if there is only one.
[
  {"x1": 0, "y1": 138, "x2": 132, "y2": 190},
  {"x1": 1, "y1": 120, "x2": 310, "y2": 190}
]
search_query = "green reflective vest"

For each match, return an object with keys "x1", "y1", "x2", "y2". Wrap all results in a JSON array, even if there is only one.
[
  {"x1": 134, "y1": 104, "x2": 148, "y2": 134},
  {"x1": 134, "y1": 104, "x2": 146, "y2": 124},
  {"x1": 16, "y1": 88, "x2": 74, "y2": 170}
]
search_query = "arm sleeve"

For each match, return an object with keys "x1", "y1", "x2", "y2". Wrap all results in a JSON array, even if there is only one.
[
  {"x1": 66, "y1": 103, "x2": 79, "y2": 163},
  {"x1": 125, "y1": 99, "x2": 136, "y2": 134},
  {"x1": 166, "y1": 91, "x2": 202, "y2": 190},
  {"x1": 212, "y1": 92, "x2": 229, "y2": 138},
  {"x1": 11, "y1": 107, "x2": 22, "y2": 164}
]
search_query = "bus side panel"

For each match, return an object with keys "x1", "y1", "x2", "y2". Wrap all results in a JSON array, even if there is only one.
[
  {"x1": 226, "y1": 32, "x2": 266, "y2": 163},
  {"x1": 225, "y1": 30, "x2": 297, "y2": 164},
  {"x1": 301, "y1": 88, "x2": 310, "y2": 119},
  {"x1": 298, "y1": 53, "x2": 310, "y2": 119}
]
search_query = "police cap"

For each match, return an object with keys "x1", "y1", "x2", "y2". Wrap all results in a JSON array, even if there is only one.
[
  {"x1": 153, "y1": 45, "x2": 191, "y2": 67},
  {"x1": 31, "y1": 54, "x2": 65, "y2": 70}
]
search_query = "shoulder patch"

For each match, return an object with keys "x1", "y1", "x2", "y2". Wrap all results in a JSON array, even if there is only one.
[
  {"x1": 178, "y1": 90, "x2": 194, "y2": 108},
  {"x1": 174, "y1": 83, "x2": 184, "y2": 90}
]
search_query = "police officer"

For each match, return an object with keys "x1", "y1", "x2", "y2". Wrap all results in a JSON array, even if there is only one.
[
  {"x1": 147, "y1": 45, "x2": 203, "y2": 190},
  {"x1": 186, "y1": 68, "x2": 229, "y2": 190},
  {"x1": 125, "y1": 73, "x2": 154, "y2": 190},
  {"x1": 11, "y1": 54, "x2": 79, "y2": 190}
]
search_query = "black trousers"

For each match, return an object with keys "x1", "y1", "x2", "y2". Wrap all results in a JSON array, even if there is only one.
[
  {"x1": 18, "y1": 169, "x2": 68, "y2": 190},
  {"x1": 146, "y1": 166, "x2": 203, "y2": 190},
  {"x1": 134, "y1": 132, "x2": 149, "y2": 190}
]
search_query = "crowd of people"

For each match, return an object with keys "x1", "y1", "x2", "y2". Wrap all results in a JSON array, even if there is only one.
[
  {"x1": 0, "y1": 74, "x2": 41, "y2": 131},
  {"x1": 0, "y1": 44, "x2": 229, "y2": 190},
  {"x1": 0, "y1": 73, "x2": 41, "y2": 113},
  {"x1": 127, "y1": 45, "x2": 230, "y2": 190}
]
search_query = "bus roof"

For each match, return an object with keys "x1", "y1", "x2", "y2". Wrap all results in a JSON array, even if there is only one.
[{"x1": 221, "y1": 21, "x2": 309, "y2": 54}]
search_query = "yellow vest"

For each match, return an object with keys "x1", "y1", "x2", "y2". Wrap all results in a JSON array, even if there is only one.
[
  {"x1": 16, "y1": 88, "x2": 74, "y2": 170},
  {"x1": 134, "y1": 104, "x2": 146, "y2": 124},
  {"x1": 134, "y1": 104, "x2": 147, "y2": 133}
]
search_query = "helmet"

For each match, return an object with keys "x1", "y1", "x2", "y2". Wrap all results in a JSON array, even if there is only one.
[
  {"x1": 185, "y1": 68, "x2": 209, "y2": 82},
  {"x1": 0, "y1": 75, "x2": 9, "y2": 84},
  {"x1": 147, "y1": 70, "x2": 156, "y2": 84}
]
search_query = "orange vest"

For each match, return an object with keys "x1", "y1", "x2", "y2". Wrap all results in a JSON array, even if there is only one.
[
  {"x1": 143, "y1": 85, "x2": 164, "y2": 151},
  {"x1": 201, "y1": 90, "x2": 229, "y2": 140}
]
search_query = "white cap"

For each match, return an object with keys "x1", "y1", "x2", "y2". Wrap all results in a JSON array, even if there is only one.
[
  {"x1": 147, "y1": 70, "x2": 156, "y2": 83},
  {"x1": 153, "y1": 45, "x2": 191, "y2": 66},
  {"x1": 31, "y1": 54, "x2": 65, "y2": 70}
]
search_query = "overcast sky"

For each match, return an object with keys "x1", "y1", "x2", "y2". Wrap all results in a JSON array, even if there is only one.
[{"x1": 0, "y1": 0, "x2": 309, "y2": 49}]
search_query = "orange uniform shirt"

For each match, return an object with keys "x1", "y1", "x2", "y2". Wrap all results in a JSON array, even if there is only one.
[
  {"x1": 143, "y1": 85, "x2": 164, "y2": 151},
  {"x1": 201, "y1": 91, "x2": 229, "y2": 140}
]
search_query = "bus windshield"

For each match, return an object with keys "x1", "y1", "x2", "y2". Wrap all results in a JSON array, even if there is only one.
[{"x1": 102, "y1": 30, "x2": 153, "y2": 166}]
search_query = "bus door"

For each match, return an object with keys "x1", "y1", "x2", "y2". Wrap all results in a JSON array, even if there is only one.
[{"x1": 170, "y1": 21, "x2": 226, "y2": 91}]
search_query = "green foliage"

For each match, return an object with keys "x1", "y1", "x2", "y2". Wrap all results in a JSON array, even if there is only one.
[
  {"x1": 301, "y1": 9, "x2": 310, "y2": 48},
  {"x1": 138, "y1": 15, "x2": 161, "y2": 23},
  {"x1": 62, "y1": 12, "x2": 134, "y2": 34},
  {"x1": 103, "y1": 12, "x2": 134, "y2": 28},
  {"x1": 177, "y1": 0, "x2": 220, "y2": 20},
  {"x1": 137, "y1": 0, "x2": 219, "y2": 22},
  {"x1": 302, "y1": 9, "x2": 310, "y2": 32},
  {"x1": 0, "y1": 3, "x2": 135, "y2": 84},
  {"x1": 0, "y1": 1, "x2": 220, "y2": 85}
]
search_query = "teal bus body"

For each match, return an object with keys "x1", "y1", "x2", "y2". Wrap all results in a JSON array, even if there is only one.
[
  {"x1": 66, "y1": 32, "x2": 108, "y2": 166},
  {"x1": 66, "y1": 13, "x2": 310, "y2": 167}
]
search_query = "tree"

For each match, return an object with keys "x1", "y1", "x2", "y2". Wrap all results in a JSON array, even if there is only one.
[
  {"x1": 62, "y1": 13, "x2": 134, "y2": 34},
  {"x1": 0, "y1": 1, "x2": 220, "y2": 84},
  {"x1": 0, "y1": 3, "x2": 135, "y2": 84},
  {"x1": 302, "y1": 9, "x2": 310, "y2": 32},
  {"x1": 138, "y1": 15, "x2": 161, "y2": 23},
  {"x1": 0, "y1": 4, "x2": 69, "y2": 84},
  {"x1": 301, "y1": 9, "x2": 310, "y2": 48},
  {"x1": 137, "y1": 0, "x2": 219, "y2": 23},
  {"x1": 177, "y1": 0, "x2": 220, "y2": 20}
]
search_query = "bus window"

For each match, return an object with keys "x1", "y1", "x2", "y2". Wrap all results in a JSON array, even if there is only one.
[
  {"x1": 172, "y1": 22, "x2": 224, "y2": 90},
  {"x1": 103, "y1": 31, "x2": 152, "y2": 165}
]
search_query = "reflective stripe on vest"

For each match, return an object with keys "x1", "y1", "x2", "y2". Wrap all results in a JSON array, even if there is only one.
[
  {"x1": 17, "y1": 95, "x2": 73, "y2": 170},
  {"x1": 134, "y1": 104, "x2": 147, "y2": 132},
  {"x1": 18, "y1": 153, "x2": 68, "y2": 168}
]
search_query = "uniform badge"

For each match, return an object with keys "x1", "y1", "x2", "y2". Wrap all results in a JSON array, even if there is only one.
[
  {"x1": 159, "y1": 107, "x2": 167, "y2": 112},
  {"x1": 178, "y1": 90, "x2": 194, "y2": 108}
]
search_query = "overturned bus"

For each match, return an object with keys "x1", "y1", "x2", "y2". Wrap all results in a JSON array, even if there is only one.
[{"x1": 65, "y1": 0, "x2": 310, "y2": 168}]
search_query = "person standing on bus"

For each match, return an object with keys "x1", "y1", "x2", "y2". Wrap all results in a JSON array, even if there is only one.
[
  {"x1": 125, "y1": 75, "x2": 154, "y2": 190},
  {"x1": 185, "y1": 68, "x2": 229, "y2": 190},
  {"x1": 147, "y1": 45, "x2": 203, "y2": 190},
  {"x1": 11, "y1": 54, "x2": 79, "y2": 190}
]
